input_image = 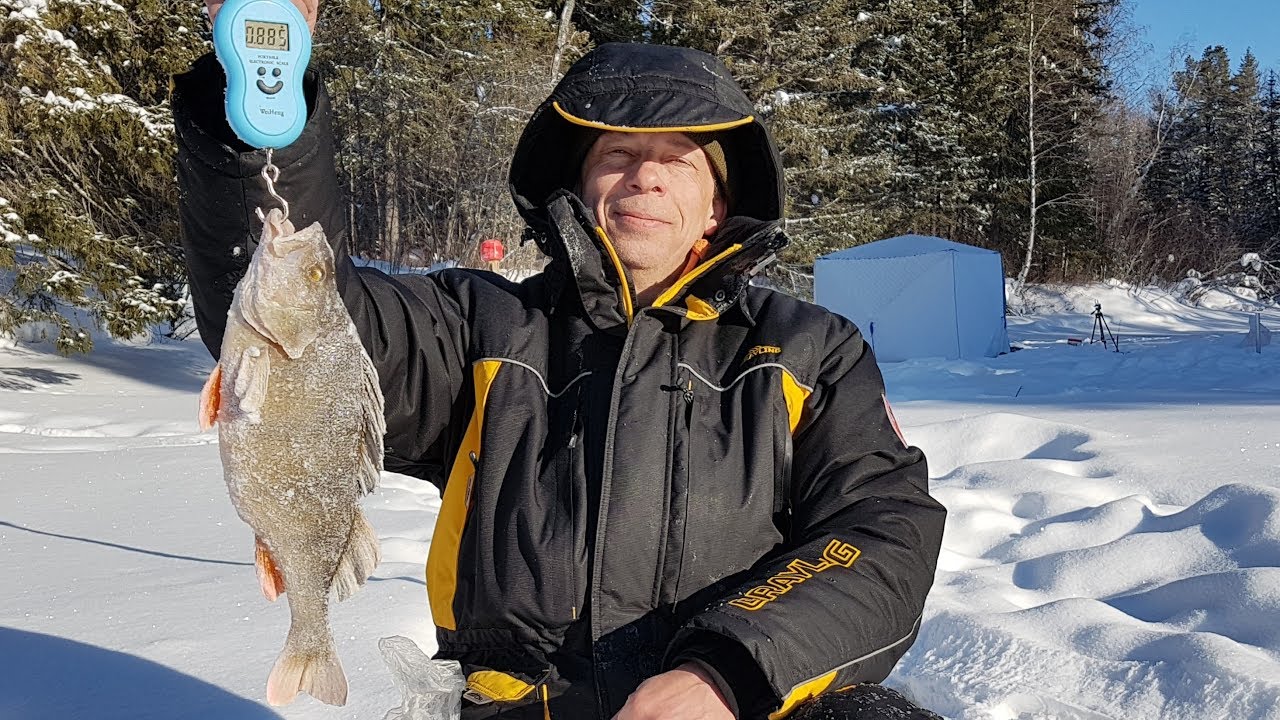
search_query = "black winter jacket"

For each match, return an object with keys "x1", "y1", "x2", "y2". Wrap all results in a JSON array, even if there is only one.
[{"x1": 173, "y1": 43, "x2": 945, "y2": 720}]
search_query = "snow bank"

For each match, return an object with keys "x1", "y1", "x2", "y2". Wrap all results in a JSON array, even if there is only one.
[{"x1": 883, "y1": 283, "x2": 1280, "y2": 718}]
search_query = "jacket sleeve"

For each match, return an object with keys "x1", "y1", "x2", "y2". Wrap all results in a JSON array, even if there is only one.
[
  {"x1": 665, "y1": 323, "x2": 946, "y2": 718},
  {"x1": 173, "y1": 53, "x2": 469, "y2": 486}
]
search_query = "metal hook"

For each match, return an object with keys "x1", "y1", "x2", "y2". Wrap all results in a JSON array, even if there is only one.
[{"x1": 257, "y1": 148, "x2": 290, "y2": 223}]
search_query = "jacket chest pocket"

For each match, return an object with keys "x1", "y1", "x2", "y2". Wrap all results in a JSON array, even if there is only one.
[
  {"x1": 559, "y1": 388, "x2": 589, "y2": 623},
  {"x1": 655, "y1": 379, "x2": 697, "y2": 607},
  {"x1": 667, "y1": 369, "x2": 788, "y2": 604},
  {"x1": 456, "y1": 372, "x2": 590, "y2": 631}
]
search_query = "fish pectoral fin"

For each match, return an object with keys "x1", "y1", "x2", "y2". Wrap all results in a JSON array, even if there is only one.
[
  {"x1": 232, "y1": 345, "x2": 270, "y2": 417},
  {"x1": 198, "y1": 362, "x2": 223, "y2": 431},
  {"x1": 255, "y1": 536, "x2": 286, "y2": 602},
  {"x1": 356, "y1": 345, "x2": 386, "y2": 495}
]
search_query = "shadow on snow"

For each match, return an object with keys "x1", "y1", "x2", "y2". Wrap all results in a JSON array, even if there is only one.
[
  {"x1": 0, "y1": 520, "x2": 251, "y2": 567},
  {"x1": 0, "y1": 627, "x2": 280, "y2": 719},
  {"x1": 0, "y1": 367, "x2": 81, "y2": 391}
]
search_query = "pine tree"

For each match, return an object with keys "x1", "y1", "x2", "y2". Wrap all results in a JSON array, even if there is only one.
[
  {"x1": 1145, "y1": 46, "x2": 1256, "y2": 271},
  {"x1": 0, "y1": 0, "x2": 205, "y2": 351},
  {"x1": 861, "y1": 0, "x2": 985, "y2": 241},
  {"x1": 1225, "y1": 51, "x2": 1265, "y2": 249},
  {"x1": 1257, "y1": 71, "x2": 1280, "y2": 243},
  {"x1": 315, "y1": 0, "x2": 575, "y2": 268},
  {"x1": 572, "y1": 0, "x2": 642, "y2": 45}
]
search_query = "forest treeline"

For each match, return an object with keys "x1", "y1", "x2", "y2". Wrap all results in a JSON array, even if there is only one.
[{"x1": 1, "y1": 0, "x2": 1277, "y2": 349}]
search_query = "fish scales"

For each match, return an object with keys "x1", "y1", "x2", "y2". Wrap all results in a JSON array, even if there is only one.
[{"x1": 201, "y1": 208, "x2": 385, "y2": 707}]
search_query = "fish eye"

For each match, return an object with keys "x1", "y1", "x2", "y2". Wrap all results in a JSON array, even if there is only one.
[{"x1": 307, "y1": 265, "x2": 324, "y2": 283}]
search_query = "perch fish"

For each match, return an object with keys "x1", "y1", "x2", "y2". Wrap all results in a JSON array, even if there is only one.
[{"x1": 199, "y1": 208, "x2": 385, "y2": 706}]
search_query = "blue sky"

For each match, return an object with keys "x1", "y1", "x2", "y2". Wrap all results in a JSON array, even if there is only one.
[{"x1": 1131, "y1": 0, "x2": 1280, "y2": 80}]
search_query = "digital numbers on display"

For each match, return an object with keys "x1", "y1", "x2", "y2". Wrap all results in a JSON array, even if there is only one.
[{"x1": 244, "y1": 20, "x2": 289, "y2": 51}]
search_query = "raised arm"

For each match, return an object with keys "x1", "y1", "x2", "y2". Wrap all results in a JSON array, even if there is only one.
[{"x1": 172, "y1": 53, "x2": 469, "y2": 486}]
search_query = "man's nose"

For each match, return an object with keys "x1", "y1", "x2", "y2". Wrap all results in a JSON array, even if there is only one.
[{"x1": 626, "y1": 159, "x2": 666, "y2": 194}]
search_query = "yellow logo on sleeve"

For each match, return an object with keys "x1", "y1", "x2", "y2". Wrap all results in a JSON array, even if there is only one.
[{"x1": 728, "y1": 540, "x2": 861, "y2": 612}]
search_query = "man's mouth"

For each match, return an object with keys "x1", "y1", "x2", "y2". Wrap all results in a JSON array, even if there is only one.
[{"x1": 613, "y1": 211, "x2": 669, "y2": 226}]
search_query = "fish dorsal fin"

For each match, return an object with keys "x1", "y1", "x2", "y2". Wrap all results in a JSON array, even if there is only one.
[{"x1": 356, "y1": 343, "x2": 385, "y2": 495}]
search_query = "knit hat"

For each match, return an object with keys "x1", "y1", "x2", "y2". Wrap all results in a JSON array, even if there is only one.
[{"x1": 693, "y1": 135, "x2": 730, "y2": 203}]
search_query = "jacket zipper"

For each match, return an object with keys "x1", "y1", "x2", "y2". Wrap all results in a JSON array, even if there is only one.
[
  {"x1": 590, "y1": 308, "x2": 645, "y2": 714},
  {"x1": 774, "y1": 401, "x2": 794, "y2": 540},
  {"x1": 673, "y1": 378, "x2": 696, "y2": 606},
  {"x1": 567, "y1": 422, "x2": 582, "y2": 621}
]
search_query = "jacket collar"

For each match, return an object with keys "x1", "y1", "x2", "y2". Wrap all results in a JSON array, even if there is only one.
[
  {"x1": 649, "y1": 216, "x2": 787, "y2": 326},
  {"x1": 532, "y1": 193, "x2": 787, "y2": 333}
]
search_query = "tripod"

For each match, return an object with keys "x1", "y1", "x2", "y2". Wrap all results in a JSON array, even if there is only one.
[{"x1": 1090, "y1": 303, "x2": 1119, "y2": 351}]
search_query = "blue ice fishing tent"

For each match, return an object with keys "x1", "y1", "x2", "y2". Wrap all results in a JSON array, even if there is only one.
[{"x1": 814, "y1": 234, "x2": 1010, "y2": 362}]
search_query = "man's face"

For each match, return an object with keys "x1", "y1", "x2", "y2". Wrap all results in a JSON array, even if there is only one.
[{"x1": 580, "y1": 132, "x2": 725, "y2": 279}]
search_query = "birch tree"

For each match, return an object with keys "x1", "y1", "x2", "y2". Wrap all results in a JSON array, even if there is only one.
[{"x1": 1012, "y1": 0, "x2": 1107, "y2": 283}]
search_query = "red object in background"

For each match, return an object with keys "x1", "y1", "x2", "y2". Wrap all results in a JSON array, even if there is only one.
[{"x1": 480, "y1": 238, "x2": 505, "y2": 263}]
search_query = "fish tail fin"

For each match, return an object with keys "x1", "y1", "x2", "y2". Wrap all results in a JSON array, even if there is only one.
[
  {"x1": 266, "y1": 637, "x2": 348, "y2": 707},
  {"x1": 198, "y1": 362, "x2": 222, "y2": 431},
  {"x1": 254, "y1": 536, "x2": 286, "y2": 601},
  {"x1": 332, "y1": 510, "x2": 380, "y2": 602}
]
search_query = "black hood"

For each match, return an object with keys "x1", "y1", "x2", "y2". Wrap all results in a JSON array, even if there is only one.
[{"x1": 509, "y1": 43, "x2": 786, "y2": 228}]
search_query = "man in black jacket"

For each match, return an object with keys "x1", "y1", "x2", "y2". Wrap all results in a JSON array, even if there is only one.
[{"x1": 177, "y1": 5, "x2": 946, "y2": 718}]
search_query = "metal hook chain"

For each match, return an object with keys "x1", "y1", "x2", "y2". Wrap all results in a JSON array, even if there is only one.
[{"x1": 255, "y1": 148, "x2": 290, "y2": 224}]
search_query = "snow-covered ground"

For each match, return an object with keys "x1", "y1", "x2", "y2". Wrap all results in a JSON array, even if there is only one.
[
  {"x1": 1, "y1": 282, "x2": 1278, "y2": 719},
  {"x1": 888, "y1": 283, "x2": 1280, "y2": 719}
]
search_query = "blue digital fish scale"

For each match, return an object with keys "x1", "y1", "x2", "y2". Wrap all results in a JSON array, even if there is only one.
[{"x1": 213, "y1": 0, "x2": 311, "y2": 149}]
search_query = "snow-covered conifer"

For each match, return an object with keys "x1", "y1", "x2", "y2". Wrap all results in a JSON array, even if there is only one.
[{"x1": 0, "y1": 0, "x2": 205, "y2": 351}]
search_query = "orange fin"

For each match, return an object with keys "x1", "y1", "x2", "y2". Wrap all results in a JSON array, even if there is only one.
[
  {"x1": 199, "y1": 362, "x2": 222, "y2": 431},
  {"x1": 255, "y1": 536, "x2": 286, "y2": 602}
]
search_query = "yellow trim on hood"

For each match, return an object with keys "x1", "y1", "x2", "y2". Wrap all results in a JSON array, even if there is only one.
[{"x1": 553, "y1": 101, "x2": 754, "y2": 133}]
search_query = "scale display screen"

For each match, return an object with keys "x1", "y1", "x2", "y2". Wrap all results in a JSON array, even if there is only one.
[{"x1": 244, "y1": 20, "x2": 289, "y2": 51}]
